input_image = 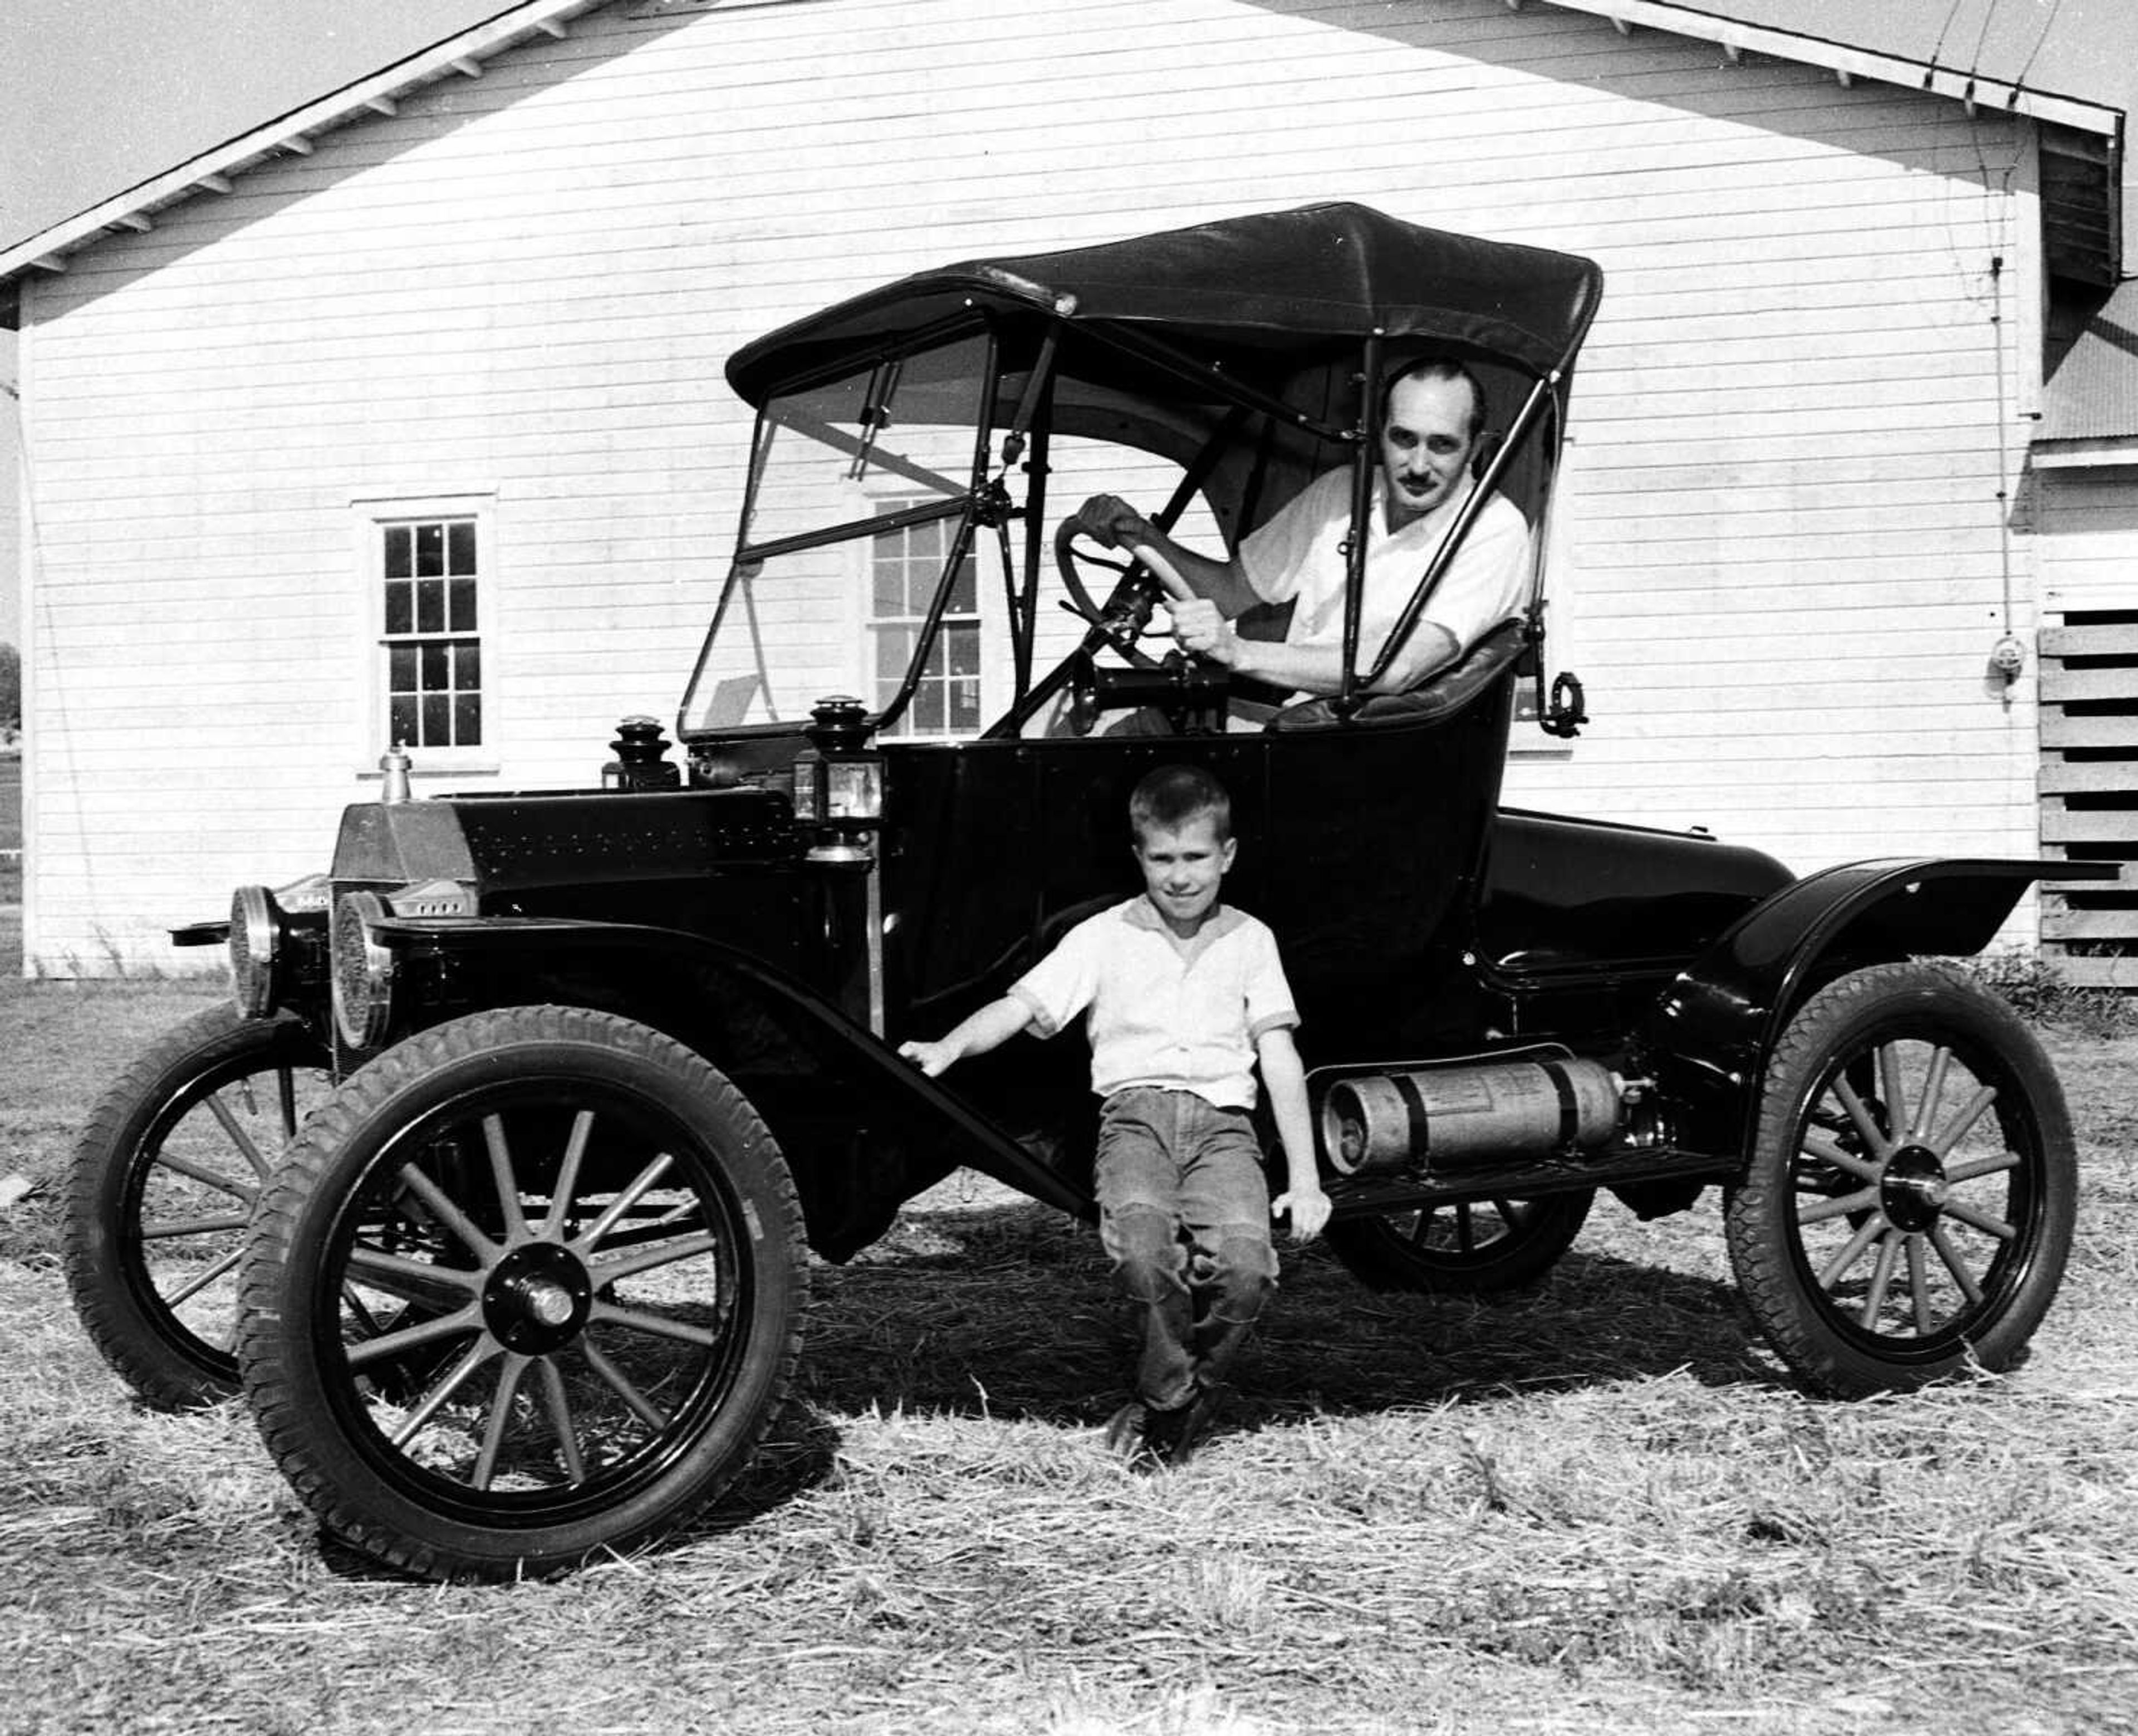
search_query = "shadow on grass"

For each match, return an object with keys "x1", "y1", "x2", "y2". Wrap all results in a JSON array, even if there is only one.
[
  {"x1": 303, "y1": 1193, "x2": 1774, "y2": 1581},
  {"x1": 309, "y1": 1405, "x2": 851, "y2": 1584},
  {"x1": 791, "y1": 1196, "x2": 1778, "y2": 1435}
]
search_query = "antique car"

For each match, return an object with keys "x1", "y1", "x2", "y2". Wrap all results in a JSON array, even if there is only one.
[{"x1": 63, "y1": 204, "x2": 2100, "y2": 1582}]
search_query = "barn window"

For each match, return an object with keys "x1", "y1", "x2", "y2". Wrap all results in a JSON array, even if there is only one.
[
  {"x1": 379, "y1": 514, "x2": 483, "y2": 750},
  {"x1": 361, "y1": 502, "x2": 487, "y2": 752},
  {"x1": 866, "y1": 502, "x2": 983, "y2": 738}
]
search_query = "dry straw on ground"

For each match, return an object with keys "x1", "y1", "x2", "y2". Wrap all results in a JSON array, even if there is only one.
[{"x1": 3, "y1": 974, "x2": 2136, "y2": 1735}]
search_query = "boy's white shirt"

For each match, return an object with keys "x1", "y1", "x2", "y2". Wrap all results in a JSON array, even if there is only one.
[{"x1": 1008, "y1": 896, "x2": 1298, "y2": 1109}]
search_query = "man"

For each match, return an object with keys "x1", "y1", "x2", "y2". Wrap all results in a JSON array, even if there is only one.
[{"x1": 1077, "y1": 359, "x2": 1531, "y2": 714}]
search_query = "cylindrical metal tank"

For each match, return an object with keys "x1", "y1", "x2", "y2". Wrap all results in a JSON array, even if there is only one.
[{"x1": 1321, "y1": 1055, "x2": 1622, "y2": 1175}]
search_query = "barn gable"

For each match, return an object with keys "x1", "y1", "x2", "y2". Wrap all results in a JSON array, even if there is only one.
[{"x1": 4, "y1": 0, "x2": 2131, "y2": 973}]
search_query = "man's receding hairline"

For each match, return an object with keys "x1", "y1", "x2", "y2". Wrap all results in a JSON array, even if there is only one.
[{"x1": 1383, "y1": 357, "x2": 1487, "y2": 443}]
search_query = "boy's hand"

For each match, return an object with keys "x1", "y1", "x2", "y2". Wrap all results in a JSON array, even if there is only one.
[
  {"x1": 898, "y1": 1038, "x2": 957, "y2": 1078},
  {"x1": 1273, "y1": 1184, "x2": 1332, "y2": 1244}
]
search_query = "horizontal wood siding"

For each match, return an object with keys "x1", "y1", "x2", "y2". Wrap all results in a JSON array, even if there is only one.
[
  {"x1": 21, "y1": 0, "x2": 2046, "y2": 969},
  {"x1": 2034, "y1": 471, "x2": 2138, "y2": 981},
  {"x1": 2038, "y1": 472, "x2": 2138, "y2": 616}
]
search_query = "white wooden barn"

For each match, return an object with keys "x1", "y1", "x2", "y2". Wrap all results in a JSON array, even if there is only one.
[{"x1": 5, "y1": 0, "x2": 2136, "y2": 978}]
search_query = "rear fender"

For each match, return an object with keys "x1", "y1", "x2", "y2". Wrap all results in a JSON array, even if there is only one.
[
  {"x1": 1637, "y1": 859, "x2": 2092, "y2": 1158},
  {"x1": 369, "y1": 915, "x2": 1092, "y2": 1229}
]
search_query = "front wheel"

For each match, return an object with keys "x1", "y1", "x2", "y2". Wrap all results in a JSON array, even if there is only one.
[
  {"x1": 237, "y1": 1006, "x2": 808, "y2": 1582},
  {"x1": 1325, "y1": 1191, "x2": 1593, "y2": 1294},
  {"x1": 63, "y1": 1005, "x2": 334, "y2": 1408},
  {"x1": 1725, "y1": 963, "x2": 2076, "y2": 1397}
]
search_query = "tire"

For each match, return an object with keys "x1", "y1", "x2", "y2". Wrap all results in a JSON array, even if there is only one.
[
  {"x1": 1325, "y1": 1190, "x2": 1593, "y2": 1294},
  {"x1": 63, "y1": 1004, "x2": 333, "y2": 1409},
  {"x1": 1724, "y1": 962, "x2": 2077, "y2": 1397},
  {"x1": 237, "y1": 1006, "x2": 807, "y2": 1582}
]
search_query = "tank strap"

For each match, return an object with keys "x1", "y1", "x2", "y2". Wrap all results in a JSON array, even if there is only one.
[
  {"x1": 1391, "y1": 1072, "x2": 1432, "y2": 1160},
  {"x1": 1541, "y1": 1060, "x2": 1580, "y2": 1145}
]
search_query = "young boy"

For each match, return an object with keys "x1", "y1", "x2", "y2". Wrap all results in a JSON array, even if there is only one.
[{"x1": 899, "y1": 763, "x2": 1329, "y2": 1465}]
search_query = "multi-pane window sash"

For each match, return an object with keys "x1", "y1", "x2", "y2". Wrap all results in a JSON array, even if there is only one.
[
  {"x1": 382, "y1": 518, "x2": 482, "y2": 749},
  {"x1": 870, "y1": 507, "x2": 980, "y2": 738}
]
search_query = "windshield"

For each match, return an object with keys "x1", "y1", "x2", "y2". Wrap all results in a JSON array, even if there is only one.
[
  {"x1": 682, "y1": 331, "x2": 1224, "y2": 742},
  {"x1": 739, "y1": 336, "x2": 995, "y2": 556}
]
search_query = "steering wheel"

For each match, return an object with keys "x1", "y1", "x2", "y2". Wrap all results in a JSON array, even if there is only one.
[{"x1": 1053, "y1": 516, "x2": 1169, "y2": 671}]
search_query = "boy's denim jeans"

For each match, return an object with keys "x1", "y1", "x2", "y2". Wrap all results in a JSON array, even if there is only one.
[{"x1": 1094, "y1": 1086, "x2": 1280, "y2": 1412}]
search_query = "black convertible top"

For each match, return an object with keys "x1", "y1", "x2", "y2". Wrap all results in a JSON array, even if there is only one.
[{"x1": 725, "y1": 203, "x2": 1605, "y2": 406}]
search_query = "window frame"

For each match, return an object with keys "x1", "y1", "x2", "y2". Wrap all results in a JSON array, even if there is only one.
[
  {"x1": 350, "y1": 491, "x2": 502, "y2": 778},
  {"x1": 852, "y1": 489, "x2": 1007, "y2": 742}
]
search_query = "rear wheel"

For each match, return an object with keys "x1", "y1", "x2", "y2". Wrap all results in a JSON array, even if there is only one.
[
  {"x1": 1325, "y1": 1190, "x2": 1593, "y2": 1294},
  {"x1": 238, "y1": 1006, "x2": 807, "y2": 1582},
  {"x1": 1725, "y1": 963, "x2": 2076, "y2": 1396},
  {"x1": 63, "y1": 1005, "x2": 333, "y2": 1408}
]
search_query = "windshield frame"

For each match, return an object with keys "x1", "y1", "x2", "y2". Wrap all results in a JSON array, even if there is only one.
[
  {"x1": 680, "y1": 304, "x2": 1576, "y2": 748},
  {"x1": 733, "y1": 312, "x2": 1000, "y2": 568},
  {"x1": 679, "y1": 321, "x2": 1007, "y2": 743}
]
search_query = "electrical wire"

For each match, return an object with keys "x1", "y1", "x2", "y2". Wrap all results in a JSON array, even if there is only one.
[
  {"x1": 1928, "y1": 0, "x2": 1974, "y2": 77},
  {"x1": 1965, "y1": 0, "x2": 2005, "y2": 81},
  {"x1": 2011, "y1": 0, "x2": 2066, "y2": 95}
]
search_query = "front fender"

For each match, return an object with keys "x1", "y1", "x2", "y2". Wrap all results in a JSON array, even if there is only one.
[
  {"x1": 369, "y1": 914, "x2": 1092, "y2": 1224},
  {"x1": 1638, "y1": 858, "x2": 2112, "y2": 1158}
]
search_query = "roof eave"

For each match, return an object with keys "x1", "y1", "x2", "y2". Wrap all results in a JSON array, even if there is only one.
[
  {"x1": 1524, "y1": 0, "x2": 2124, "y2": 138},
  {"x1": 0, "y1": 0, "x2": 607, "y2": 290},
  {"x1": 2033, "y1": 440, "x2": 2138, "y2": 469},
  {"x1": 4, "y1": 0, "x2": 2128, "y2": 296}
]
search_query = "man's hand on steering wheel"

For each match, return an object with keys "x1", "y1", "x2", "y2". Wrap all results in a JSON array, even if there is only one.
[
  {"x1": 1062, "y1": 497, "x2": 1234, "y2": 681},
  {"x1": 1165, "y1": 596, "x2": 1240, "y2": 669},
  {"x1": 1056, "y1": 504, "x2": 1237, "y2": 736},
  {"x1": 1055, "y1": 513, "x2": 1167, "y2": 667},
  {"x1": 1076, "y1": 493, "x2": 1154, "y2": 552}
]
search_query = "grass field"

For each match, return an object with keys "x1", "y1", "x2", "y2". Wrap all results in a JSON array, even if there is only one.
[{"x1": 3, "y1": 949, "x2": 2136, "y2": 1734}]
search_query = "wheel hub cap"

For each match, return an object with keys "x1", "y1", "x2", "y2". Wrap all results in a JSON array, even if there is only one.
[
  {"x1": 483, "y1": 1244, "x2": 593, "y2": 1354},
  {"x1": 1880, "y1": 1144, "x2": 1951, "y2": 1233}
]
